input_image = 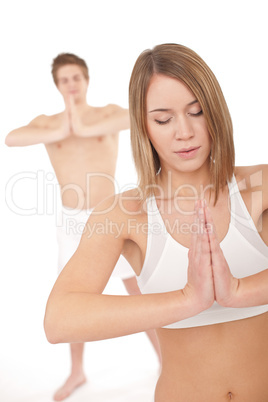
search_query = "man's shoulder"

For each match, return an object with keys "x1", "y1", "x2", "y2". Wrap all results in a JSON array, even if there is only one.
[
  {"x1": 28, "y1": 112, "x2": 63, "y2": 127},
  {"x1": 106, "y1": 103, "x2": 123, "y2": 112},
  {"x1": 94, "y1": 103, "x2": 125, "y2": 116},
  {"x1": 104, "y1": 104, "x2": 128, "y2": 122}
]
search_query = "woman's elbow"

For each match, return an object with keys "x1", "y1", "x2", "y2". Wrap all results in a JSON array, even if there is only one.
[
  {"x1": 43, "y1": 305, "x2": 65, "y2": 344},
  {"x1": 44, "y1": 315, "x2": 58, "y2": 344}
]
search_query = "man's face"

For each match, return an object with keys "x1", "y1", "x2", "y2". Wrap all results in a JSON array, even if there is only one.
[{"x1": 56, "y1": 64, "x2": 89, "y2": 103}]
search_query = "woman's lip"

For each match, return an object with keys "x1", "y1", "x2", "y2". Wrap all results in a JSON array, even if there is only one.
[
  {"x1": 178, "y1": 146, "x2": 200, "y2": 153},
  {"x1": 175, "y1": 146, "x2": 201, "y2": 159}
]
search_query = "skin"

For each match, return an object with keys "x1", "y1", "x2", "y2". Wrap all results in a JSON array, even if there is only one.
[
  {"x1": 44, "y1": 74, "x2": 268, "y2": 401},
  {"x1": 5, "y1": 64, "x2": 161, "y2": 401},
  {"x1": 6, "y1": 64, "x2": 129, "y2": 209}
]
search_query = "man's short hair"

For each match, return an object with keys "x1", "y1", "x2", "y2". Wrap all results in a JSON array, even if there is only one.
[{"x1": 51, "y1": 53, "x2": 89, "y2": 85}]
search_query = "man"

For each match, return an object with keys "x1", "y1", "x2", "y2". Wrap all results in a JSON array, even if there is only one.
[{"x1": 5, "y1": 53, "x2": 161, "y2": 401}]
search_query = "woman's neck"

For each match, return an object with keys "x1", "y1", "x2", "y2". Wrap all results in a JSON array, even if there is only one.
[{"x1": 156, "y1": 165, "x2": 212, "y2": 200}]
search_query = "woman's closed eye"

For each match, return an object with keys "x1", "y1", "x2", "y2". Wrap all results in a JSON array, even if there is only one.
[
  {"x1": 155, "y1": 110, "x2": 203, "y2": 125},
  {"x1": 155, "y1": 118, "x2": 172, "y2": 125},
  {"x1": 189, "y1": 110, "x2": 203, "y2": 117}
]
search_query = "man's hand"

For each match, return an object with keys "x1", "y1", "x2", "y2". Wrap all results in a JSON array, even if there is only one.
[
  {"x1": 66, "y1": 95, "x2": 84, "y2": 137},
  {"x1": 60, "y1": 107, "x2": 72, "y2": 139}
]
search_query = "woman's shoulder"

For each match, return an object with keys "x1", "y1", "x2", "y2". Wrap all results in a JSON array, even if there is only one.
[
  {"x1": 235, "y1": 164, "x2": 267, "y2": 184},
  {"x1": 91, "y1": 188, "x2": 147, "y2": 221},
  {"x1": 89, "y1": 189, "x2": 148, "y2": 242},
  {"x1": 235, "y1": 164, "x2": 268, "y2": 210}
]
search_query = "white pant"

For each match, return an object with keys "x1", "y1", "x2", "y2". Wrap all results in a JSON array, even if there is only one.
[{"x1": 56, "y1": 205, "x2": 134, "y2": 279}]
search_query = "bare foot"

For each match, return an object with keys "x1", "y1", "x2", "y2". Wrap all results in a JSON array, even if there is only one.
[{"x1": 53, "y1": 372, "x2": 87, "y2": 401}]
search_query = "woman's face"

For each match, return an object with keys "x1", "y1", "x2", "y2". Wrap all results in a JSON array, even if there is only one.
[{"x1": 146, "y1": 74, "x2": 211, "y2": 175}]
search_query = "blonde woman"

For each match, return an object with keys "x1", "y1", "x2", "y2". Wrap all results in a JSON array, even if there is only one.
[{"x1": 45, "y1": 44, "x2": 268, "y2": 401}]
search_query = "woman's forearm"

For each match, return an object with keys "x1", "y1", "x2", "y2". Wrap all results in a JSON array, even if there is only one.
[
  {"x1": 229, "y1": 269, "x2": 268, "y2": 308},
  {"x1": 44, "y1": 289, "x2": 199, "y2": 344}
]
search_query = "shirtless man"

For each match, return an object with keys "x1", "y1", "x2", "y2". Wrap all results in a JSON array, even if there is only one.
[{"x1": 5, "y1": 53, "x2": 161, "y2": 401}]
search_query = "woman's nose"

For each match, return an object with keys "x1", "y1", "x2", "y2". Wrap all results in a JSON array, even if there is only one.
[{"x1": 175, "y1": 117, "x2": 194, "y2": 140}]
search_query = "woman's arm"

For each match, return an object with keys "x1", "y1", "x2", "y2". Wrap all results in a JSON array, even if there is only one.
[
  {"x1": 230, "y1": 269, "x2": 268, "y2": 307},
  {"x1": 44, "y1": 198, "x2": 214, "y2": 344},
  {"x1": 204, "y1": 183, "x2": 268, "y2": 308}
]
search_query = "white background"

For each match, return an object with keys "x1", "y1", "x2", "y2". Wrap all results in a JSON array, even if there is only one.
[{"x1": 1, "y1": 1, "x2": 267, "y2": 401}]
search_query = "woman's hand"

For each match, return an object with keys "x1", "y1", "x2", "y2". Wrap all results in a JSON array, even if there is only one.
[
  {"x1": 183, "y1": 200, "x2": 215, "y2": 314},
  {"x1": 204, "y1": 204, "x2": 239, "y2": 307}
]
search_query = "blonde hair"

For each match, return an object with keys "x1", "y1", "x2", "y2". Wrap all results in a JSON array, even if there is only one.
[{"x1": 129, "y1": 43, "x2": 235, "y2": 204}]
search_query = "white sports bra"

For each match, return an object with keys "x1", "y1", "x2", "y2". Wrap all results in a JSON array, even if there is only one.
[{"x1": 137, "y1": 175, "x2": 268, "y2": 328}]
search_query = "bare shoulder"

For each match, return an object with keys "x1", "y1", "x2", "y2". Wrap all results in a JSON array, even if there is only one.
[
  {"x1": 90, "y1": 188, "x2": 146, "y2": 237},
  {"x1": 28, "y1": 112, "x2": 62, "y2": 128},
  {"x1": 235, "y1": 164, "x2": 267, "y2": 185},
  {"x1": 102, "y1": 103, "x2": 128, "y2": 116},
  {"x1": 87, "y1": 189, "x2": 148, "y2": 272},
  {"x1": 235, "y1": 164, "x2": 268, "y2": 209},
  {"x1": 92, "y1": 188, "x2": 145, "y2": 219},
  {"x1": 106, "y1": 103, "x2": 126, "y2": 112},
  {"x1": 85, "y1": 104, "x2": 124, "y2": 118}
]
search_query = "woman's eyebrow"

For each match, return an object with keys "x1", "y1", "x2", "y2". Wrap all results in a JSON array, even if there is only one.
[
  {"x1": 148, "y1": 108, "x2": 172, "y2": 113},
  {"x1": 148, "y1": 100, "x2": 198, "y2": 113},
  {"x1": 188, "y1": 99, "x2": 198, "y2": 106}
]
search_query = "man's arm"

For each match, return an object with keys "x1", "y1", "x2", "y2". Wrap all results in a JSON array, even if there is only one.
[
  {"x1": 5, "y1": 113, "x2": 70, "y2": 147},
  {"x1": 70, "y1": 103, "x2": 130, "y2": 138}
]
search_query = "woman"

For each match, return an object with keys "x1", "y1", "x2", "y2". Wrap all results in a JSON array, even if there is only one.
[{"x1": 44, "y1": 44, "x2": 268, "y2": 401}]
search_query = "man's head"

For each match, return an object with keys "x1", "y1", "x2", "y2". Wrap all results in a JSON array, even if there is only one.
[
  {"x1": 51, "y1": 53, "x2": 89, "y2": 85},
  {"x1": 51, "y1": 53, "x2": 89, "y2": 103}
]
